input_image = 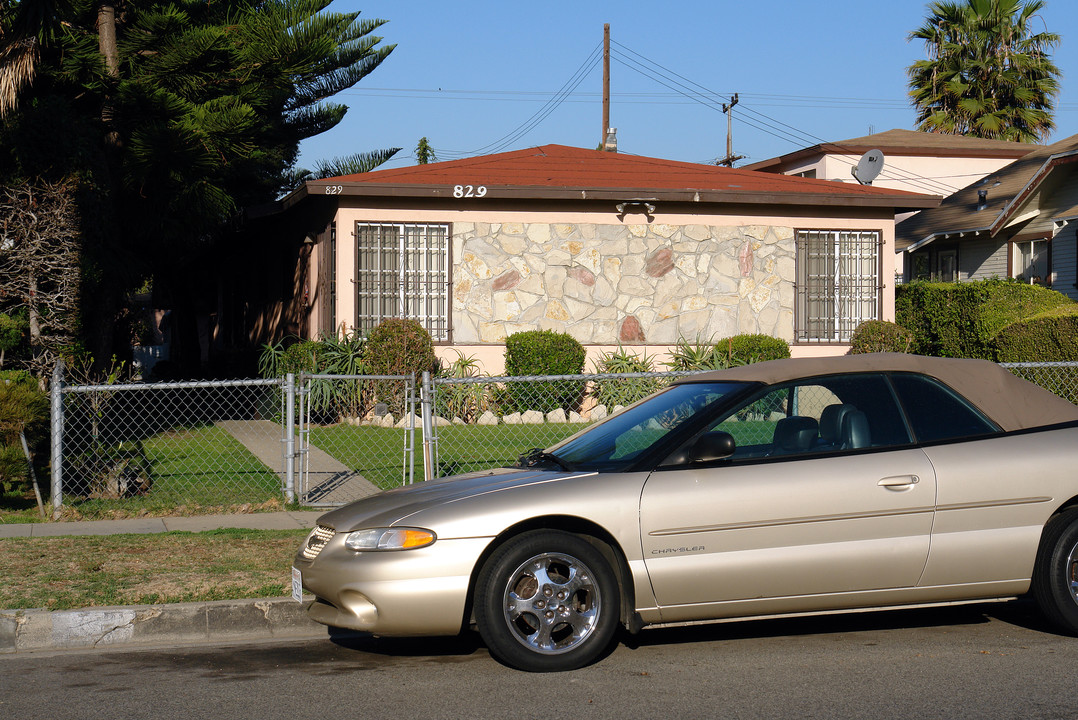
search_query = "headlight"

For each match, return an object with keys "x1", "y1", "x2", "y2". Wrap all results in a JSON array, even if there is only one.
[{"x1": 344, "y1": 527, "x2": 436, "y2": 551}]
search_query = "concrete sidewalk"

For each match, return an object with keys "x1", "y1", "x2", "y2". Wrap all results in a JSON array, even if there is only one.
[
  {"x1": 0, "y1": 510, "x2": 325, "y2": 538},
  {"x1": 0, "y1": 511, "x2": 334, "y2": 655}
]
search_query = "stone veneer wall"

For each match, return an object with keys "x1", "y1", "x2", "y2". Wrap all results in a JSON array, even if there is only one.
[{"x1": 451, "y1": 221, "x2": 796, "y2": 345}]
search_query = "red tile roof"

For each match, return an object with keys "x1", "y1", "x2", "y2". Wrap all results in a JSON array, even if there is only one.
[{"x1": 299, "y1": 144, "x2": 938, "y2": 210}]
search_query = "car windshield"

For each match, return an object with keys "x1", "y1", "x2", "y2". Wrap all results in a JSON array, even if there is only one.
[{"x1": 539, "y1": 381, "x2": 752, "y2": 472}]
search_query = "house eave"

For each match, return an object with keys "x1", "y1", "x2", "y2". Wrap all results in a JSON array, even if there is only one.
[
  {"x1": 303, "y1": 181, "x2": 940, "y2": 210},
  {"x1": 989, "y1": 150, "x2": 1078, "y2": 236},
  {"x1": 901, "y1": 226, "x2": 992, "y2": 254}
]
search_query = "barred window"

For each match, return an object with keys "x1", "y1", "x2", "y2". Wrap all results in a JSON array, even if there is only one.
[
  {"x1": 354, "y1": 223, "x2": 450, "y2": 341},
  {"x1": 795, "y1": 230, "x2": 880, "y2": 343}
]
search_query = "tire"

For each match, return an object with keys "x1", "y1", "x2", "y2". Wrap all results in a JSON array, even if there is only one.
[
  {"x1": 474, "y1": 530, "x2": 620, "y2": 672},
  {"x1": 1032, "y1": 508, "x2": 1078, "y2": 634}
]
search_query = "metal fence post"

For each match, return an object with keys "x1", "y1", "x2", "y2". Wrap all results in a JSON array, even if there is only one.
[
  {"x1": 420, "y1": 371, "x2": 433, "y2": 482},
  {"x1": 49, "y1": 361, "x2": 64, "y2": 519},
  {"x1": 284, "y1": 372, "x2": 296, "y2": 504}
]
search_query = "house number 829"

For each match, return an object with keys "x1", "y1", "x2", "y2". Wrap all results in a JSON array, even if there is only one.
[{"x1": 453, "y1": 184, "x2": 487, "y2": 198}]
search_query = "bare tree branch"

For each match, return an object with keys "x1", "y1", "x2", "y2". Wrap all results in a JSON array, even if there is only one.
[{"x1": 0, "y1": 178, "x2": 81, "y2": 376}]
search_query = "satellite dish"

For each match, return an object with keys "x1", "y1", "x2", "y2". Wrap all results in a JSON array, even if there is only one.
[{"x1": 851, "y1": 150, "x2": 884, "y2": 185}]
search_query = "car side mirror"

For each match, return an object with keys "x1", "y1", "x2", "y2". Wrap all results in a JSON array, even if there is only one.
[{"x1": 689, "y1": 431, "x2": 736, "y2": 463}]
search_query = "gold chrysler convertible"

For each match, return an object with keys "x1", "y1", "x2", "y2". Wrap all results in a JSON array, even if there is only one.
[{"x1": 294, "y1": 354, "x2": 1078, "y2": 672}]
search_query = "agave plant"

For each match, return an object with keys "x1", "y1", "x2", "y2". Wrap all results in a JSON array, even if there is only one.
[
  {"x1": 591, "y1": 345, "x2": 662, "y2": 408},
  {"x1": 665, "y1": 336, "x2": 726, "y2": 372},
  {"x1": 435, "y1": 351, "x2": 490, "y2": 423}
]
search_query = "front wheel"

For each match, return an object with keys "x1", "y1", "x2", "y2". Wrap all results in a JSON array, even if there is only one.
[
  {"x1": 1032, "y1": 508, "x2": 1078, "y2": 634},
  {"x1": 475, "y1": 530, "x2": 620, "y2": 672}
]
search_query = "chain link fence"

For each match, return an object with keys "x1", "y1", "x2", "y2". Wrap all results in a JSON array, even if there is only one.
[
  {"x1": 43, "y1": 361, "x2": 1078, "y2": 519},
  {"x1": 427, "y1": 371, "x2": 694, "y2": 478},
  {"x1": 51, "y1": 373, "x2": 288, "y2": 519},
  {"x1": 1001, "y1": 362, "x2": 1078, "y2": 405}
]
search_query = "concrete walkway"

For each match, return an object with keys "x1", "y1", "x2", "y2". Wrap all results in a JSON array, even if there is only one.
[{"x1": 217, "y1": 420, "x2": 381, "y2": 506}]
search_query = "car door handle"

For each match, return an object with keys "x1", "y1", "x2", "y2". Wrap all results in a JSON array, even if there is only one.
[{"x1": 878, "y1": 475, "x2": 920, "y2": 490}]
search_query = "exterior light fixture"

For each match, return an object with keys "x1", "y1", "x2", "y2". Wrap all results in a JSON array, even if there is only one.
[{"x1": 616, "y1": 199, "x2": 656, "y2": 222}]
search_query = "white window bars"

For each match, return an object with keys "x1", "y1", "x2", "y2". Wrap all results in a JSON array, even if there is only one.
[
  {"x1": 354, "y1": 222, "x2": 450, "y2": 341},
  {"x1": 796, "y1": 230, "x2": 881, "y2": 343}
]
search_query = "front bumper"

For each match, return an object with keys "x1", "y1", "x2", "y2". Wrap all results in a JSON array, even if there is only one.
[{"x1": 295, "y1": 534, "x2": 494, "y2": 636}]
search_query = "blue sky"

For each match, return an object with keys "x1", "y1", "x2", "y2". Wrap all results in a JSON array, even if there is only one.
[{"x1": 296, "y1": 0, "x2": 1078, "y2": 172}]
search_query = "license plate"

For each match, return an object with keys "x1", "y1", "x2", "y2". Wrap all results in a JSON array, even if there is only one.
[{"x1": 291, "y1": 566, "x2": 303, "y2": 603}]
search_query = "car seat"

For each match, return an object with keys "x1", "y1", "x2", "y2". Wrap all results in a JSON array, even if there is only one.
[{"x1": 772, "y1": 416, "x2": 819, "y2": 454}]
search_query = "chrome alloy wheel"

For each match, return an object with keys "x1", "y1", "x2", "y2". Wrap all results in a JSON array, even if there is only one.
[{"x1": 501, "y1": 551, "x2": 602, "y2": 654}]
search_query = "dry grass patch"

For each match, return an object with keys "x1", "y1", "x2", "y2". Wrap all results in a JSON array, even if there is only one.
[{"x1": 0, "y1": 528, "x2": 309, "y2": 611}]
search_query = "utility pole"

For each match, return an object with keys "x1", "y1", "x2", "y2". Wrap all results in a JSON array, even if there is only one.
[
  {"x1": 602, "y1": 24, "x2": 611, "y2": 150},
  {"x1": 717, "y1": 93, "x2": 745, "y2": 167}
]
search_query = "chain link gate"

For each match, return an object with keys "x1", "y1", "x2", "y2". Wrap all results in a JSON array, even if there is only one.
[{"x1": 294, "y1": 373, "x2": 417, "y2": 506}]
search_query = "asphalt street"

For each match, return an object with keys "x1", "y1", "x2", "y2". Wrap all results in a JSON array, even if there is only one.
[{"x1": 2, "y1": 600, "x2": 1075, "y2": 720}]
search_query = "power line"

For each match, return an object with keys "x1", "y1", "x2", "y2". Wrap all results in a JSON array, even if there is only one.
[
  {"x1": 431, "y1": 42, "x2": 603, "y2": 159},
  {"x1": 608, "y1": 40, "x2": 961, "y2": 194}
]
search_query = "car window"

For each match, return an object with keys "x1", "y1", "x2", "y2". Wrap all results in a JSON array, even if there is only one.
[
  {"x1": 667, "y1": 373, "x2": 913, "y2": 465},
  {"x1": 547, "y1": 381, "x2": 752, "y2": 471},
  {"x1": 888, "y1": 374, "x2": 999, "y2": 443}
]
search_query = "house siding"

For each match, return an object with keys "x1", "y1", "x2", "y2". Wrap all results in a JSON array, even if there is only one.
[
  {"x1": 1052, "y1": 222, "x2": 1078, "y2": 300},
  {"x1": 962, "y1": 235, "x2": 1008, "y2": 280}
]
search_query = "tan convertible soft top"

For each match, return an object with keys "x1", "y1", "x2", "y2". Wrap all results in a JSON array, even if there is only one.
[{"x1": 685, "y1": 353, "x2": 1078, "y2": 432}]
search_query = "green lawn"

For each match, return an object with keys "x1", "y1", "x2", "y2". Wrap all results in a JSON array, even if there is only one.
[
  {"x1": 309, "y1": 421, "x2": 592, "y2": 486},
  {"x1": 433, "y1": 422, "x2": 590, "y2": 476},
  {"x1": 61, "y1": 424, "x2": 284, "y2": 519}
]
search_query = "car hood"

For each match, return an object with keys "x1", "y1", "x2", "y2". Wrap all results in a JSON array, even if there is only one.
[{"x1": 315, "y1": 466, "x2": 591, "y2": 533}]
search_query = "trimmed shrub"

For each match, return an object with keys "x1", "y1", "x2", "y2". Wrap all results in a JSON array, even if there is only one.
[
  {"x1": 849, "y1": 320, "x2": 914, "y2": 354},
  {"x1": 364, "y1": 319, "x2": 437, "y2": 415},
  {"x1": 280, "y1": 340, "x2": 323, "y2": 374},
  {"x1": 896, "y1": 278, "x2": 1072, "y2": 358},
  {"x1": 503, "y1": 330, "x2": 586, "y2": 413},
  {"x1": 719, "y1": 334, "x2": 790, "y2": 364},
  {"x1": 991, "y1": 305, "x2": 1078, "y2": 362}
]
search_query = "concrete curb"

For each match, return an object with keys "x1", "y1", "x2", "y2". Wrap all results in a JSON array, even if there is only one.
[{"x1": 0, "y1": 597, "x2": 325, "y2": 654}]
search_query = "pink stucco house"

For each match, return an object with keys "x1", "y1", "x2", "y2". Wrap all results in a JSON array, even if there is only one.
[
  {"x1": 742, "y1": 128, "x2": 1035, "y2": 196},
  {"x1": 229, "y1": 145, "x2": 938, "y2": 373}
]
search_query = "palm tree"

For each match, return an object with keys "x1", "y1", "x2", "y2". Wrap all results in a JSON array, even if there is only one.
[
  {"x1": 0, "y1": 0, "x2": 75, "y2": 116},
  {"x1": 281, "y1": 148, "x2": 402, "y2": 194},
  {"x1": 906, "y1": 0, "x2": 1060, "y2": 143}
]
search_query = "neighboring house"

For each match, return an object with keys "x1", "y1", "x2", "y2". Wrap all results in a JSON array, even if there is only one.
[
  {"x1": 896, "y1": 134, "x2": 1078, "y2": 301},
  {"x1": 228, "y1": 145, "x2": 937, "y2": 373},
  {"x1": 743, "y1": 128, "x2": 1035, "y2": 196}
]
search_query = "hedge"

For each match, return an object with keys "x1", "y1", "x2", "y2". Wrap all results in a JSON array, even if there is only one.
[
  {"x1": 718, "y1": 334, "x2": 790, "y2": 364},
  {"x1": 896, "y1": 279, "x2": 1073, "y2": 359},
  {"x1": 991, "y1": 305, "x2": 1078, "y2": 362},
  {"x1": 503, "y1": 330, "x2": 586, "y2": 413},
  {"x1": 849, "y1": 320, "x2": 914, "y2": 354}
]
